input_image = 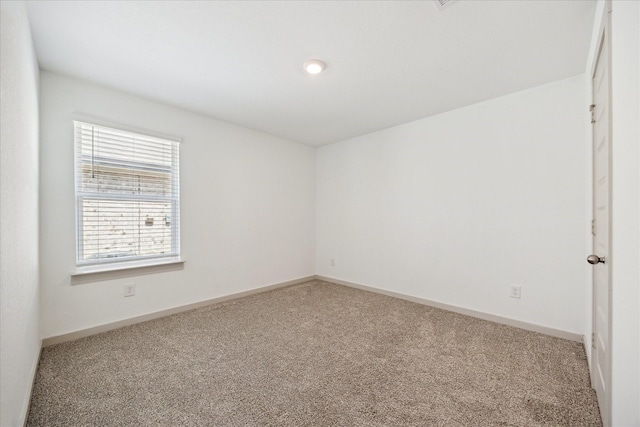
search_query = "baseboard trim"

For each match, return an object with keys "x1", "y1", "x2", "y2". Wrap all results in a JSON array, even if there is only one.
[
  {"x1": 315, "y1": 275, "x2": 582, "y2": 342},
  {"x1": 43, "y1": 274, "x2": 582, "y2": 346},
  {"x1": 22, "y1": 339, "x2": 42, "y2": 427},
  {"x1": 42, "y1": 275, "x2": 316, "y2": 347}
]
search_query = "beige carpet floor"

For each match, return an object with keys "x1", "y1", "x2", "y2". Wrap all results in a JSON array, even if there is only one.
[{"x1": 27, "y1": 280, "x2": 601, "y2": 426}]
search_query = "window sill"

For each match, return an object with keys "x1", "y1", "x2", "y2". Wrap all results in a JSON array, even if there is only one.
[{"x1": 71, "y1": 258, "x2": 185, "y2": 284}]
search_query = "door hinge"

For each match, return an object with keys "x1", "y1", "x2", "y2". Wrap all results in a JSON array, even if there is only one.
[
  {"x1": 592, "y1": 332, "x2": 596, "y2": 349},
  {"x1": 592, "y1": 219, "x2": 596, "y2": 236},
  {"x1": 589, "y1": 104, "x2": 596, "y2": 124}
]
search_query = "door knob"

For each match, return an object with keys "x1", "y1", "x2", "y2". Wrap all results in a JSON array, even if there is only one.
[{"x1": 587, "y1": 254, "x2": 605, "y2": 264}]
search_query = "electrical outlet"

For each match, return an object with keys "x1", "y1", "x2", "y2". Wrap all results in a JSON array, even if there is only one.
[
  {"x1": 124, "y1": 283, "x2": 135, "y2": 297},
  {"x1": 510, "y1": 285, "x2": 521, "y2": 299},
  {"x1": 330, "y1": 258, "x2": 335, "y2": 267}
]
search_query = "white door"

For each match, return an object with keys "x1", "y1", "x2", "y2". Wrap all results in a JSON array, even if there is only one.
[{"x1": 589, "y1": 12, "x2": 611, "y2": 427}]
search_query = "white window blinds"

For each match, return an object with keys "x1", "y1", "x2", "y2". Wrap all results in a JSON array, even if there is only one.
[{"x1": 74, "y1": 121, "x2": 180, "y2": 267}]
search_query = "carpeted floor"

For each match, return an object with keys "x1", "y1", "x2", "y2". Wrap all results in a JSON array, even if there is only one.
[{"x1": 27, "y1": 280, "x2": 601, "y2": 426}]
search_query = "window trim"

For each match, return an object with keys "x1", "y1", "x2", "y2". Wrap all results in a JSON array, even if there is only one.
[
  {"x1": 71, "y1": 259, "x2": 185, "y2": 285},
  {"x1": 73, "y1": 257, "x2": 184, "y2": 276}
]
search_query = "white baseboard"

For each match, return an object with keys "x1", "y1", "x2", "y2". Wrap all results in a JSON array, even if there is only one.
[
  {"x1": 315, "y1": 275, "x2": 583, "y2": 342},
  {"x1": 43, "y1": 274, "x2": 582, "y2": 347},
  {"x1": 21, "y1": 340, "x2": 42, "y2": 427},
  {"x1": 42, "y1": 276, "x2": 316, "y2": 347}
]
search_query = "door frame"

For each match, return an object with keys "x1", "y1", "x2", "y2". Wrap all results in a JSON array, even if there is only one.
[{"x1": 589, "y1": 1, "x2": 613, "y2": 425}]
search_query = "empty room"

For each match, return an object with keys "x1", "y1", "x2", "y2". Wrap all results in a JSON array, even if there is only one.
[{"x1": 1, "y1": 0, "x2": 638, "y2": 426}]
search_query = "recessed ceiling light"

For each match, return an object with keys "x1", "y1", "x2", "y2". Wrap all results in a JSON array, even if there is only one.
[{"x1": 303, "y1": 59, "x2": 326, "y2": 75}]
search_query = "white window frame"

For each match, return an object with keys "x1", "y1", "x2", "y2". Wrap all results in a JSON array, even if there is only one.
[{"x1": 73, "y1": 121, "x2": 181, "y2": 274}]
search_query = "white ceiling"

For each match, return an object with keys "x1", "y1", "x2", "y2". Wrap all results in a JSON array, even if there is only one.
[{"x1": 26, "y1": 1, "x2": 596, "y2": 146}]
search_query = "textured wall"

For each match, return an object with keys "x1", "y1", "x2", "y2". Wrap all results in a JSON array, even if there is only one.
[
  {"x1": 39, "y1": 71, "x2": 316, "y2": 339},
  {"x1": 316, "y1": 75, "x2": 587, "y2": 335},
  {"x1": 0, "y1": 2, "x2": 41, "y2": 426},
  {"x1": 610, "y1": 1, "x2": 640, "y2": 424}
]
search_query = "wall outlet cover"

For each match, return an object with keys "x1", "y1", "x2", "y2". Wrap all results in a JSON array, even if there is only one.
[
  {"x1": 124, "y1": 284, "x2": 136, "y2": 297},
  {"x1": 510, "y1": 285, "x2": 521, "y2": 299}
]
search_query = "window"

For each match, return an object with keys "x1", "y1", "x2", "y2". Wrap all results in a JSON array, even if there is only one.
[{"x1": 74, "y1": 121, "x2": 180, "y2": 271}]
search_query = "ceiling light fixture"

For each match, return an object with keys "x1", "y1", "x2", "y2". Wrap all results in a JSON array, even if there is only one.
[
  {"x1": 303, "y1": 59, "x2": 326, "y2": 75},
  {"x1": 432, "y1": 0, "x2": 458, "y2": 11}
]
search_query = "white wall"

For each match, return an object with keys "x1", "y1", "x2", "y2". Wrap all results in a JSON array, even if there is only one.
[
  {"x1": 0, "y1": 2, "x2": 41, "y2": 426},
  {"x1": 609, "y1": 1, "x2": 640, "y2": 425},
  {"x1": 317, "y1": 75, "x2": 587, "y2": 334},
  {"x1": 39, "y1": 71, "x2": 316, "y2": 339}
]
